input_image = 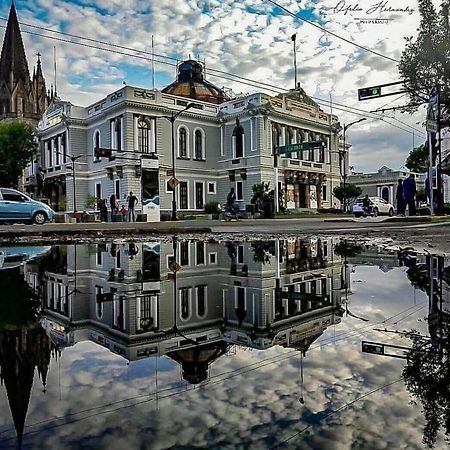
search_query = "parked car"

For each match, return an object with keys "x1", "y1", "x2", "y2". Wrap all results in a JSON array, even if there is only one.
[
  {"x1": 352, "y1": 197, "x2": 395, "y2": 218},
  {"x1": 0, "y1": 188, "x2": 55, "y2": 224}
]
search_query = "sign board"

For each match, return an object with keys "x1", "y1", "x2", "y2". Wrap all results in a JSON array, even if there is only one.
[
  {"x1": 426, "y1": 120, "x2": 438, "y2": 133},
  {"x1": 362, "y1": 341, "x2": 384, "y2": 355},
  {"x1": 168, "y1": 260, "x2": 181, "y2": 273},
  {"x1": 426, "y1": 90, "x2": 438, "y2": 133},
  {"x1": 167, "y1": 177, "x2": 180, "y2": 190},
  {"x1": 277, "y1": 140, "x2": 327, "y2": 155}
]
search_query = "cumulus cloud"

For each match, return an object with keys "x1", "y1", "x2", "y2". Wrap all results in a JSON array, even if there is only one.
[{"x1": 0, "y1": 0, "x2": 434, "y2": 170}]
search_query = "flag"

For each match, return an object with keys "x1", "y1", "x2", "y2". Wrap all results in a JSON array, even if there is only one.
[{"x1": 291, "y1": 33, "x2": 296, "y2": 41}]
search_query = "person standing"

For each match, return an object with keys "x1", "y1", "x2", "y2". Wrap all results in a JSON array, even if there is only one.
[
  {"x1": 127, "y1": 191, "x2": 138, "y2": 222},
  {"x1": 396, "y1": 179, "x2": 405, "y2": 216},
  {"x1": 403, "y1": 174, "x2": 417, "y2": 216},
  {"x1": 110, "y1": 193, "x2": 118, "y2": 218}
]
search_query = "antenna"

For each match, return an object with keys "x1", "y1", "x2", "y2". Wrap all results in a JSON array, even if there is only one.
[
  {"x1": 53, "y1": 46, "x2": 57, "y2": 97},
  {"x1": 151, "y1": 35, "x2": 155, "y2": 90}
]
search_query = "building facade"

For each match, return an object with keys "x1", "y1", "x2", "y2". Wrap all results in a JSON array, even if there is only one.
[
  {"x1": 37, "y1": 61, "x2": 344, "y2": 216},
  {"x1": 349, "y1": 166, "x2": 426, "y2": 208}
]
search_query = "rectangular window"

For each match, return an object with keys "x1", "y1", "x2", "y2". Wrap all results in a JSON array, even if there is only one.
[
  {"x1": 251, "y1": 117, "x2": 257, "y2": 151},
  {"x1": 47, "y1": 140, "x2": 52, "y2": 167},
  {"x1": 236, "y1": 181, "x2": 243, "y2": 201},
  {"x1": 180, "y1": 241, "x2": 189, "y2": 266},
  {"x1": 115, "y1": 179, "x2": 120, "y2": 199},
  {"x1": 322, "y1": 184, "x2": 327, "y2": 201},
  {"x1": 196, "y1": 241, "x2": 205, "y2": 265},
  {"x1": 179, "y1": 181, "x2": 188, "y2": 209},
  {"x1": 235, "y1": 134, "x2": 244, "y2": 158},
  {"x1": 208, "y1": 182, "x2": 216, "y2": 194},
  {"x1": 55, "y1": 138, "x2": 60, "y2": 166},
  {"x1": 95, "y1": 183, "x2": 101, "y2": 205},
  {"x1": 196, "y1": 285, "x2": 206, "y2": 317},
  {"x1": 209, "y1": 252, "x2": 217, "y2": 264}
]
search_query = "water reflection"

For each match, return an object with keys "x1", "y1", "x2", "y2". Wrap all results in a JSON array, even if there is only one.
[{"x1": 0, "y1": 239, "x2": 448, "y2": 448}]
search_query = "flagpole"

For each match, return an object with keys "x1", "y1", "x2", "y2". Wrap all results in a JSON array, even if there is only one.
[{"x1": 151, "y1": 35, "x2": 155, "y2": 90}]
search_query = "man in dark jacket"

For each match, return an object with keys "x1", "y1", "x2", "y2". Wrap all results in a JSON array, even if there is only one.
[
  {"x1": 396, "y1": 179, "x2": 405, "y2": 216},
  {"x1": 403, "y1": 174, "x2": 417, "y2": 215}
]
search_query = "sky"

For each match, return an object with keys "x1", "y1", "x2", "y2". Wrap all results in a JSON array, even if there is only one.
[{"x1": 0, "y1": 0, "x2": 441, "y2": 172}]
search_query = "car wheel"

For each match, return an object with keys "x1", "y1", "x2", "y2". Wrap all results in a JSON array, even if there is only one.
[
  {"x1": 32, "y1": 211, "x2": 47, "y2": 225},
  {"x1": 373, "y1": 208, "x2": 378, "y2": 217},
  {"x1": 354, "y1": 213, "x2": 362, "y2": 218},
  {"x1": 388, "y1": 208, "x2": 394, "y2": 217}
]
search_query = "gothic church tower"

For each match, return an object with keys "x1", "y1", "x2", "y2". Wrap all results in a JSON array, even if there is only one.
[{"x1": 0, "y1": 1, "x2": 50, "y2": 123}]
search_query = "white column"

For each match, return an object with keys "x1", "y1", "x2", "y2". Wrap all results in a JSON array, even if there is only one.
[
  {"x1": 281, "y1": 126, "x2": 286, "y2": 146},
  {"x1": 220, "y1": 126, "x2": 224, "y2": 156},
  {"x1": 389, "y1": 185, "x2": 394, "y2": 204},
  {"x1": 120, "y1": 117, "x2": 124, "y2": 151},
  {"x1": 134, "y1": 116, "x2": 139, "y2": 151}
]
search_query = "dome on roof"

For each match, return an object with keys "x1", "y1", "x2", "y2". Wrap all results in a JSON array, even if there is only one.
[{"x1": 162, "y1": 59, "x2": 230, "y2": 105}]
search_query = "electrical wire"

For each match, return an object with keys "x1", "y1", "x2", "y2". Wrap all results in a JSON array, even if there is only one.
[
  {"x1": 0, "y1": 18, "x2": 426, "y2": 138},
  {"x1": 265, "y1": 0, "x2": 399, "y2": 63}
]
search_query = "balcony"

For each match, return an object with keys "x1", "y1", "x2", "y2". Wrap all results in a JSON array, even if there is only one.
[{"x1": 281, "y1": 158, "x2": 328, "y2": 172}]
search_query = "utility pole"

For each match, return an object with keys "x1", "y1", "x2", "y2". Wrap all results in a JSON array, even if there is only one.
[{"x1": 342, "y1": 118, "x2": 366, "y2": 211}]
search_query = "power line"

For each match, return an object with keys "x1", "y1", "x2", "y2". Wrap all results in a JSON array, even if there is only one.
[
  {"x1": 0, "y1": 22, "x2": 425, "y2": 138},
  {"x1": 265, "y1": 0, "x2": 399, "y2": 63}
]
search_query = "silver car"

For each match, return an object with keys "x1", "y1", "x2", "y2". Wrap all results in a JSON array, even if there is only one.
[{"x1": 0, "y1": 188, "x2": 55, "y2": 224}]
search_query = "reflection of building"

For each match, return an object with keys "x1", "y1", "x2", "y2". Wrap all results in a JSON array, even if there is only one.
[
  {"x1": 349, "y1": 166, "x2": 425, "y2": 208},
  {"x1": 37, "y1": 58, "x2": 343, "y2": 215},
  {"x1": 25, "y1": 238, "x2": 345, "y2": 382}
]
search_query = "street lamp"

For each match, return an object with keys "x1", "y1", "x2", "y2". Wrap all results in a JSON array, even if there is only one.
[
  {"x1": 342, "y1": 118, "x2": 366, "y2": 212},
  {"x1": 162, "y1": 103, "x2": 195, "y2": 221}
]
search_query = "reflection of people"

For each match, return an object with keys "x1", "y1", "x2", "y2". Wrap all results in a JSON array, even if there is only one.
[
  {"x1": 120, "y1": 205, "x2": 127, "y2": 221},
  {"x1": 100, "y1": 199, "x2": 108, "y2": 222},
  {"x1": 110, "y1": 194, "x2": 118, "y2": 217},
  {"x1": 396, "y1": 179, "x2": 405, "y2": 216},
  {"x1": 226, "y1": 187, "x2": 236, "y2": 207},
  {"x1": 403, "y1": 174, "x2": 417, "y2": 216},
  {"x1": 128, "y1": 242, "x2": 138, "y2": 260},
  {"x1": 127, "y1": 192, "x2": 138, "y2": 222}
]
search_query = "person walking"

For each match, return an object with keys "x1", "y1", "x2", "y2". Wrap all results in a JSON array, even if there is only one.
[
  {"x1": 127, "y1": 191, "x2": 138, "y2": 222},
  {"x1": 403, "y1": 174, "x2": 417, "y2": 216},
  {"x1": 396, "y1": 179, "x2": 405, "y2": 216}
]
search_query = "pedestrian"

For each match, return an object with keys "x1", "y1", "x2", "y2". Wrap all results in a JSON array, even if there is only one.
[
  {"x1": 120, "y1": 205, "x2": 127, "y2": 221},
  {"x1": 396, "y1": 179, "x2": 405, "y2": 216},
  {"x1": 110, "y1": 193, "x2": 118, "y2": 218},
  {"x1": 403, "y1": 174, "x2": 417, "y2": 216},
  {"x1": 127, "y1": 191, "x2": 138, "y2": 222}
]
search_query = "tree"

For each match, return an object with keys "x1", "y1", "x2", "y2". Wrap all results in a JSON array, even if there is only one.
[
  {"x1": 0, "y1": 122, "x2": 38, "y2": 188},
  {"x1": 332, "y1": 184, "x2": 362, "y2": 209},
  {"x1": 406, "y1": 144, "x2": 428, "y2": 173},
  {"x1": 251, "y1": 181, "x2": 270, "y2": 212},
  {"x1": 399, "y1": 0, "x2": 450, "y2": 114}
]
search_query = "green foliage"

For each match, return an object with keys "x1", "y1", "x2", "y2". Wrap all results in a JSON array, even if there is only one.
[
  {"x1": 332, "y1": 184, "x2": 362, "y2": 208},
  {"x1": 417, "y1": 188, "x2": 428, "y2": 203},
  {"x1": 251, "y1": 182, "x2": 270, "y2": 212},
  {"x1": 204, "y1": 201, "x2": 220, "y2": 215},
  {"x1": 399, "y1": 0, "x2": 450, "y2": 113},
  {"x1": 85, "y1": 194, "x2": 98, "y2": 209},
  {"x1": 406, "y1": 145, "x2": 428, "y2": 173},
  {"x1": 58, "y1": 196, "x2": 67, "y2": 211},
  {"x1": 0, "y1": 121, "x2": 38, "y2": 188}
]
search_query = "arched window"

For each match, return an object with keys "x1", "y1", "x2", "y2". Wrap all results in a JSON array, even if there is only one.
[
  {"x1": 232, "y1": 118, "x2": 244, "y2": 159},
  {"x1": 94, "y1": 130, "x2": 101, "y2": 161},
  {"x1": 197, "y1": 286, "x2": 206, "y2": 318},
  {"x1": 194, "y1": 129, "x2": 203, "y2": 160},
  {"x1": 138, "y1": 117, "x2": 150, "y2": 153},
  {"x1": 180, "y1": 288, "x2": 190, "y2": 320},
  {"x1": 178, "y1": 127, "x2": 187, "y2": 158}
]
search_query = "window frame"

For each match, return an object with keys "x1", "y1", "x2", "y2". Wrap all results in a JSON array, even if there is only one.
[
  {"x1": 193, "y1": 128, "x2": 205, "y2": 160},
  {"x1": 236, "y1": 181, "x2": 244, "y2": 201},
  {"x1": 177, "y1": 126, "x2": 189, "y2": 159},
  {"x1": 137, "y1": 117, "x2": 151, "y2": 154}
]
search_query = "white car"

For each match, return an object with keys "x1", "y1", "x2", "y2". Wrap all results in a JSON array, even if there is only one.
[{"x1": 352, "y1": 197, "x2": 395, "y2": 218}]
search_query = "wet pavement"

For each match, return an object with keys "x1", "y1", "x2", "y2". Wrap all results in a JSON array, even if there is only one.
[{"x1": 0, "y1": 238, "x2": 449, "y2": 449}]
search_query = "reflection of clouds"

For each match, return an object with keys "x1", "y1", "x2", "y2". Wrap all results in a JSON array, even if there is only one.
[{"x1": 0, "y1": 266, "x2": 445, "y2": 449}]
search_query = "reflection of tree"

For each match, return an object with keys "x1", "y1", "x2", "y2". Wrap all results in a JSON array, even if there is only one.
[
  {"x1": 403, "y1": 335, "x2": 450, "y2": 448},
  {"x1": 334, "y1": 241, "x2": 363, "y2": 258},
  {"x1": 251, "y1": 241, "x2": 275, "y2": 264}
]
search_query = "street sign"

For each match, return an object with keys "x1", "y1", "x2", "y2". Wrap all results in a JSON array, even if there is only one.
[
  {"x1": 426, "y1": 120, "x2": 438, "y2": 133},
  {"x1": 168, "y1": 260, "x2": 181, "y2": 273},
  {"x1": 358, "y1": 86, "x2": 381, "y2": 101},
  {"x1": 362, "y1": 341, "x2": 384, "y2": 355},
  {"x1": 167, "y1": 177, "x2": 180, "y2": 190},
  {"x1": 277, "y1": 140, "x2": 327, "y2": 155},
  {"x1": 166, "y1": 169, "x2": 174, "y2": 177}
]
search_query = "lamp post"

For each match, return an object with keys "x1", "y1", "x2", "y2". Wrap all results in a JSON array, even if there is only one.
[
  {"x1": 64, "y1": 153, "x2": 85, "y2": 213},
  {"x1": 342, "y1": 118, "x2": 366, "y2": 212},
  {"x1": 162, "y1": 103, "x2": 195, "y2": 221}
]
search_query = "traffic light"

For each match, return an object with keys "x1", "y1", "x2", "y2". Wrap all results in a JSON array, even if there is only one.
[
  {"x1": 362, "y1": 341, "x2": 384, "y2": 355},
  {"x1": 94, "y1": 147, "x2": 115, "y2": 161},
  {"x1": 358, "y1": 86, "x2": 381, "y2": 101}
]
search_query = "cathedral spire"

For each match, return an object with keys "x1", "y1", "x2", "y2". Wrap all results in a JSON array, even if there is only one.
[{"x1": 0, "y1": 1, "x2": 31, "y2": 87}]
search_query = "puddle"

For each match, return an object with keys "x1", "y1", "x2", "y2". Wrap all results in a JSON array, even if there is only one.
[{"x1": 0, "y1": 238, "x2": 448, "y2": 449}]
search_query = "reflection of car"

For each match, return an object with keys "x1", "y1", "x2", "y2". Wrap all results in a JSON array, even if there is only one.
[
  {"x1": 0, "y1": 246, "x2": 51, "y2": 270},
  {"x1": 0, "y1": 188, "x2": 55, "y2": 224},
  {"x1": 352, "y1": 197, "x2": 395, "y2": 218}
]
